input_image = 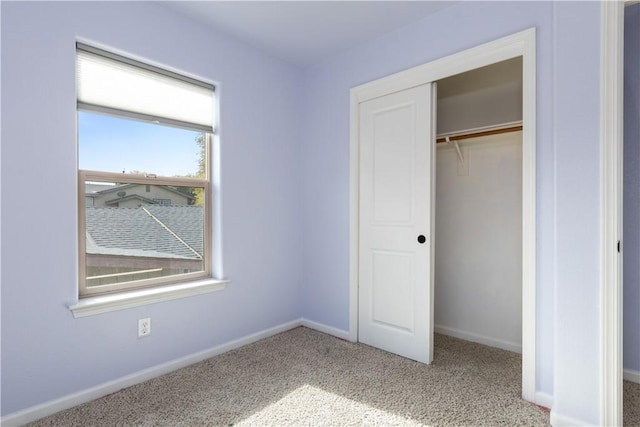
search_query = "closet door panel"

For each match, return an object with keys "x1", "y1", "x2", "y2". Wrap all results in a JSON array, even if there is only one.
[{"x1": 358, "y1": 83, "x2": 434, "y2": 364}]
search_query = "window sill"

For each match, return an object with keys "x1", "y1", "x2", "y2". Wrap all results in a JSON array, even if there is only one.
[{"x1": 69, "y1": 278, "x2": 229, "y2": 318}]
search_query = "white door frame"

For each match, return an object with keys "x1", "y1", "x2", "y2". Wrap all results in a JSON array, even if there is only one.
[
  {"x1": 349, "y1": 28, "x2": 537, "y2": 402},
  {"x1": 600, "y1": 1, "x2": 625, "y2": 425}
]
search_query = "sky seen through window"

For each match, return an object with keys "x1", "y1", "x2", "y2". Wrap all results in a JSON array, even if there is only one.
[{"x1": 78, "y1": 111, "x2": 203, "y2": 178}]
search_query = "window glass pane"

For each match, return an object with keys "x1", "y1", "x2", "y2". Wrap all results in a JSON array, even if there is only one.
[
  {"x1": 85, "y1": 181, "x2": 205, "y2": 288},
  {"x1": 79, "y1": 111, "x2": 206, "y2": 178}
]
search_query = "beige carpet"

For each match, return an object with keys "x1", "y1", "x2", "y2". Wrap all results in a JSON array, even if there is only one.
[
  {"x1": 28, "y1": 327, "x2": 557, "y2": 426},
  {"x1": 625, "y1": 380, "x2": 640, "y2": 426}
]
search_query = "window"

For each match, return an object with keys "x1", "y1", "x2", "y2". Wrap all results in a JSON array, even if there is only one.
[
  {"x1": 77, "y1": 43, "x2": 216, "y2": 297},
  {"x1": 153, "y1": 199, "x2": 172, "y2": 205}
]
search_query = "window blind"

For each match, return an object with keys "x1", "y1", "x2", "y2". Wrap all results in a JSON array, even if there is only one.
[{"x1": 76, "y1": 44, "x2": 215, "y2": 132}]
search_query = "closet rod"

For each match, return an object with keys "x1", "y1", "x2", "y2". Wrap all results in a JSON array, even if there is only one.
[{"x1": 436, "y1": 122, "x2": 523, "y2": 143}]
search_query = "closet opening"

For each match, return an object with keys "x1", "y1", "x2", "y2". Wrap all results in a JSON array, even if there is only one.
[
  {"x1": 433, "y1": 57, "x2": 524, "y2": 373},
  {"x1": 350, "y1": 27, "x2": 536, "y2": 402}
]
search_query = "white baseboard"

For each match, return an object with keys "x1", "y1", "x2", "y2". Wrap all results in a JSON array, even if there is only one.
[
  {"x1": 550, "y1": 409, "x2": 592, "y2": 426},
  {"x1": 1, "y1": 319, "x2": 303, "y2": 427},
  {"x1": 434, "y1": 324, "x2": 522, "y2": 353},
  {"x1": 624, "y1": 368, "x2": 640, "y2": 383},
  {"x1": 301, "y1": 318, "x2": 352, "y2": 341},
  {"x1": 534, "y1": 391, "x2": 553, "y2": 409}
]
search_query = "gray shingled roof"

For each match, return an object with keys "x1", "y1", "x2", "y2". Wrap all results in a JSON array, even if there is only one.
[
  {"x1": 103, "y1": 194, "x2": 157, "y2": 206},
  {"x1": 86, "y1": 206, "x2": 203, "y2": 260}
]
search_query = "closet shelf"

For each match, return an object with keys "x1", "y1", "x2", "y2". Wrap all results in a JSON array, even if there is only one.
[{"x1": 436, "y1": 121, "x2": 523, "y2": 143}]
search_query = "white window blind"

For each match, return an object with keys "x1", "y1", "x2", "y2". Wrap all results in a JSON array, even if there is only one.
[{"x1": 76, "y1": 44, "x2": 215, "y2": 132}]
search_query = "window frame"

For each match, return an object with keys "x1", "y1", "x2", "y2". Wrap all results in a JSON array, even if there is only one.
[{"x1": 76, "y1": 43, "x2": 216, "y2": 299}]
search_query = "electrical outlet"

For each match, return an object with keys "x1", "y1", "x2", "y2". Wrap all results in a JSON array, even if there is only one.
[{"x1": 138, "y1": 318, "x2": 151, "y2": 338}]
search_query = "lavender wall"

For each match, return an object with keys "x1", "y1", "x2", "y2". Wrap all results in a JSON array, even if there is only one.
[
  {"x1": 299, "y1": 1, "x2": 601, "y2": 423},
  {"x1": 551, "y1": 3, "x2": 602, "y2": 421},
  {"x1": 1, "y1": 1, "x2": 303, "y2": 415},
  {"x1": 624, "y1": 3, "x2": 640, "y2": 375}
]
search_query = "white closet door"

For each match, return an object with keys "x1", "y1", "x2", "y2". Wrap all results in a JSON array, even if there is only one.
[{"x1": 358, "y1": 83, "x2": 434, "y2": 364}]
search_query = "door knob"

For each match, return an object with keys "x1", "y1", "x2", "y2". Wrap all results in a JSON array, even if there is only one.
[{"x1": 417, "y1": 235, "x2": 426, "y2": 244}]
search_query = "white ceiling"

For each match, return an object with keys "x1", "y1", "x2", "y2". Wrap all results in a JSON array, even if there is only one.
[{"x1": 162, "y1": 1, "x2": 455, "y2": 67}]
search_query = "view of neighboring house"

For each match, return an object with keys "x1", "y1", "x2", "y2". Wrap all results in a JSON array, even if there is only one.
[
  {"x1": 84, "y1": 183, "x2": 202, "y2": 286},
  {"x1": 85, "y1": 183, "x2": 195, "y2": 208}
]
